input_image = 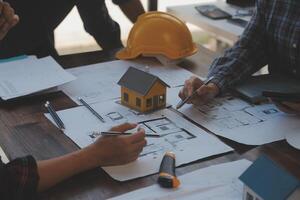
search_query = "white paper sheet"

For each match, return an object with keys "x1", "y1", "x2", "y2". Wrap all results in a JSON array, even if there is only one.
[
  {"x1": 0, "y1": 146, "x2": 9, "y2": 164},
  {"x1": 108, "y1": 159, "x2": 252, "y2": 200},
  {"x1": 45, "y1": 100, "x2": 233, "y2": 181},
  {"x1": 0, "y1": 56, "x2": 76, "y2": 100},
  {"x1": 168, "y1": 87, "x2": 300, "y2": 145},
  {"x1": 60, "y1": 58, "x2": 195, "y2": 105},
  {"x1": 285, "y1": 118, "x2": 300, "y2": 150}
]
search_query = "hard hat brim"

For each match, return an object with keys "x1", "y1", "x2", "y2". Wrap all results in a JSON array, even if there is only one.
[{"x1": 116, "y1": 43, "x2": 198, "y2": 60}]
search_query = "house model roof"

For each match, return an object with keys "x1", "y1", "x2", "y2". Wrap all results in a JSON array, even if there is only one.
[
  {"x1": 117, "y1": 67, "x2": 170, "y2": 96},
  {"x1": 239, "y1": 155, "x2": 300, "y2": 200}
]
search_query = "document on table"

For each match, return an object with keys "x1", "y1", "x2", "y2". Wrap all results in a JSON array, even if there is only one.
[
  {"x1": 60, "y1": 58, "x2": 196, "y2": 105},
  {"x1": 108, "y1": 159, "x2": 252, "y2": 200},
  {"x1": 285, "y1": 121, "x2": 300, "y2": 150},
  {"x1": 0, "y1": 146, "x2": 9, "y2": 164},
  {"x1": 168, "y1": 87, "x2": 300, "y2": 145},
  {"x1": 0, "y1": 56, "x2": 76, "y2": 100},
  {"x1": 45, "y1": 100, "x2": 233, "y2": 181}
]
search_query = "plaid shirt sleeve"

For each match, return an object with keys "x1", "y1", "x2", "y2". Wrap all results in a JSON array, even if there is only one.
[
  {"x1": 0, "y1": 156, "x2": 39, "y2": 200},
  {"x1": 207, "y1": 0, "x2": 269, "y2": 92}
]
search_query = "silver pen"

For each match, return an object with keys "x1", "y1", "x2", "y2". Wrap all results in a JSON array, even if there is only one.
[{"x1": 176, "y1": 76, "x2": 215, "y2": 109}]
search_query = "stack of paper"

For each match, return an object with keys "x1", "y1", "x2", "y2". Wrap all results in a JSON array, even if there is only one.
[
  {"x1": 0, "y1": 56, "x2": 76, "y2": 100},
  {"x1": 108, "y1": 159, "x2": 252, "y2": 200}
]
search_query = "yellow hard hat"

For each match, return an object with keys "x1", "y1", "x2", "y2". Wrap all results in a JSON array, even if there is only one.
[{"x1": 116, "y1": 11, "x2": 198, "y2": 60}]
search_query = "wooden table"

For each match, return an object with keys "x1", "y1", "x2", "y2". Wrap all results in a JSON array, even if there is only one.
[{"x1": 0, "y1": 46, "x2": 300, "y2": 200}]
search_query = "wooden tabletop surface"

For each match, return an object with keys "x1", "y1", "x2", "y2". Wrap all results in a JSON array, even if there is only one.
[{"x1": 0, "y1": 46, "x2": 299, "y2": 200}]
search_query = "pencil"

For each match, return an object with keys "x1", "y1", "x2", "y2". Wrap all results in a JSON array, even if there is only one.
[
  {"x1": 176, "y1": 76, "x2": 215, "y2": 109},
  {"x1": 45, "y1": 101, "x2": 65, "y2": 132},
  {"x1": 100, "y1": 131, "x2": 160, "y2": 138},
  {"x1": 78, "y1": 98, "x2": 105, "y2": 123}
]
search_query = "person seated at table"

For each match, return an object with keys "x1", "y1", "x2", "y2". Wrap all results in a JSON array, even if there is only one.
[
  {"x1": 179, "y1": 0, "x2": 300, "y2": 114},
  {"x1": 1, "y1": 123, "x2": 146, "y2": 200},
  {"x1": 0, "y1": 0, "x2": 145, "y2": 59},
  {"x1": 0, "y1": 6, "x2": 146, "y2": 199}
]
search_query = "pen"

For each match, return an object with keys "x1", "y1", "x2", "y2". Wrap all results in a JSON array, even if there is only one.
[
  {"x1": 45, "y1": 101, "x2": 65, "y2": 132},
  {"x1": 78, "y1": 97, "x2": 105, "y2": 123},
  {"x1": 100, "y1": 131, "x2": 160, "y2": 138},
  {"x1": 176, "y1": 76, "x2": 215, "y2": 109}
]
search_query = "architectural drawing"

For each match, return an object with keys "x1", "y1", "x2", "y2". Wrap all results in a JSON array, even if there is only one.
[
  {"x1": 137, "y1": 117, "x2": 196, "y2": 157},
  {"x1": 45, "y1": 99, "x2": 232, "y2": 181},
  {"x1": 195, "y1": 96, "x2": 282, "y2": 131},
  {"x1": 167, "y1": 87, "x2": 291, "y2": 145}
]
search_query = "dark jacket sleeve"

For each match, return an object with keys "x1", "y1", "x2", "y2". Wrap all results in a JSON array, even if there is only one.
[
  {"x1": 207, "y1": 0, "x2": 269, "y2": 92},
  {"x1": 0, "y1": 156, "x2": 39, "y2": 200},
  {"x1": 112, "y1": 0, "x2": 132, "y2": 5}
]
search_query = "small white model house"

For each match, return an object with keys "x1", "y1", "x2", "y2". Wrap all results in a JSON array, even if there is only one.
[{"x1": 239, "y1": 155, "x2": 300, "y2": 200}]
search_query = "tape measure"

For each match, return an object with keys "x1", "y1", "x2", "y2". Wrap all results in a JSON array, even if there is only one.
[{"x1": 157, "y1": 152, "x2": 181, "y2": 188}]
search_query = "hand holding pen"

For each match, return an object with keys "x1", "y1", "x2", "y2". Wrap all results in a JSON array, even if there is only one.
[{"x1": 177, "y1": 76, "x2": 219, "y2": 109}]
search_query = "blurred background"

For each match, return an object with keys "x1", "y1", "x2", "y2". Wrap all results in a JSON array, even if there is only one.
[{"x1": 54, "y1": 0, "x2": 226, "y2": 55}]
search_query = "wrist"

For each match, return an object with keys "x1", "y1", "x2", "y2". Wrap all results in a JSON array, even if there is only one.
[
  {"x1": 207, "y1": 83, "x2": 220, "y2": 97},
  {"x1": 81, "y1": 144, "x2": 105, "y2": 169}
]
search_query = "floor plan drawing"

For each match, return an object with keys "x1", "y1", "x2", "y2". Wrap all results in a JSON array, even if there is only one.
[
  {"x1": 45, "y1": 100, "x2": 233, "y2": 181},
  {"x1": 167, "y1": 87, "x2": 297, "y2": 145},
  {"x1": 194, "y1": 96, "x2": 282, "y2": 131},
  {"x1": 137, "y1": 117, "x2": 196, "y2": 157}
]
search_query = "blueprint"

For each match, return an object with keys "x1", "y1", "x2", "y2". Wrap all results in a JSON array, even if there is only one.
[
  {"x1": 168, "y1": 87, "x2": 300, "y2": 145},
  {"x1": 45, "y1": 100, "x2": 233, "y2": 181},
  {"x1": 60, "y1": 58, "x2": 196, "y2": 105},
  {"x1": 109, "y1": 159, "x2": 252, "y2": 200}
]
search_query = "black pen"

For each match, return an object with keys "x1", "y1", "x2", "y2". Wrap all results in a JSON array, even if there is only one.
[
  {"x1": 100, "y1": 131, "x2": 160, "y2": 138},
  {"x1": 78, "y1": 97, "x2": 105, "y2": 123},
  {"x1": 45, "y1": 101, "x2": 65, "y2": 132},
  {"x1": 176, "y1": 76, "x2": 215, "y2": 109}
]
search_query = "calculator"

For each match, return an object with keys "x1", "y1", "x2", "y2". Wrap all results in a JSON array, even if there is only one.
[{"x1": 195, "y1": 5, "x2": 232, "y2": 20}]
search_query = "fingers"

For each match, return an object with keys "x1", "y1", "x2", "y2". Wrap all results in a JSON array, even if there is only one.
[
  {"x1": 110, "y1": 123, "x2": 137, "y2": 132},
  {"x1": 190, "y1": 85, "x2": 211, "y2": 105},
  {"x1": 2, "y1": 2, "x2": 15, "y2": 21},
  {"x1": 11, "y1": 14, "x2": 19, "y2": 26},
  {"x1": 0, "y1": 2, "x2": 19, "y2": 40},
  {"x1": 124, "y1": 140, "x2": 147, "y2": 163},
  {"x1": 179, "y1": 76, "x2": 203, "y2": 100},
  {"x1": 129, "y1": 139, "x2": 146, "y2": 155},
  {"x1": 125, "y1": 128, "x2": 146, "y2": 144}
]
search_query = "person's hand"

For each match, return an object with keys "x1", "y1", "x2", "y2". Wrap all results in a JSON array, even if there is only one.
[
  {"x1": 0, "y1": 2, "x2": 19, "y2": 40},
  {"x1": 179, "y1": 76, "x2": 220, "y2": 106},
  {"x1": 86, "y1": 123, "x2": 146, "y2": 167},
  {"x1": 272, "y1": 100, "x2": 300, "y2": 114}
]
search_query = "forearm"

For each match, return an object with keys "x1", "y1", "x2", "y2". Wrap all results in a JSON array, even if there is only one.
[
  {"x1": 37, "y1": 147, "x2": 97, "y2": 192},
  {"x1": 208, "y1": 0, "x2": 268, "y2": 92},
  {"x1": 119, "y1": 0, "x2": 145, "y2": 23}
]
